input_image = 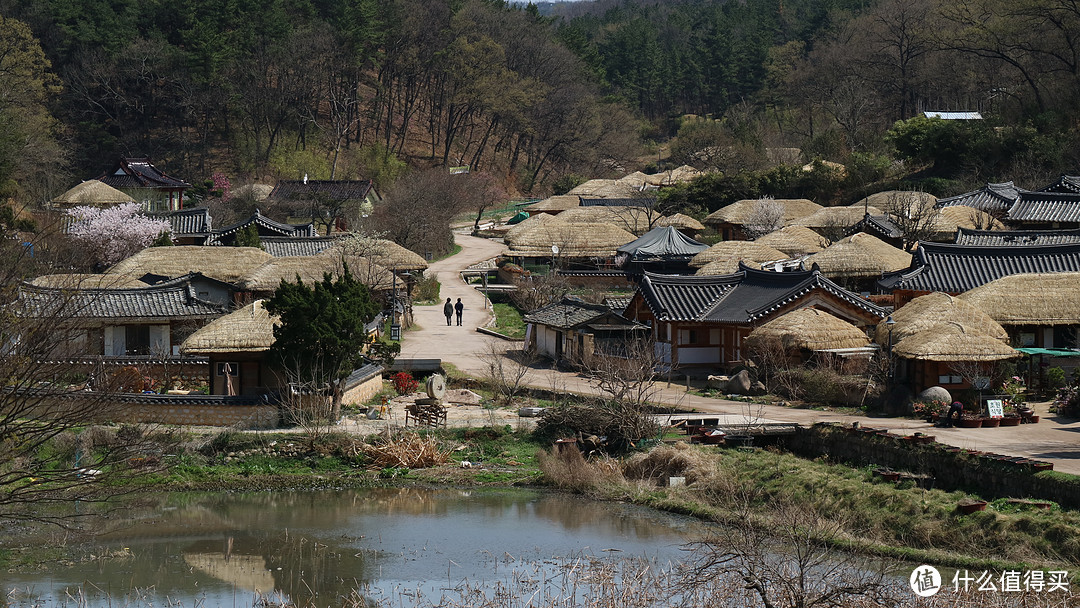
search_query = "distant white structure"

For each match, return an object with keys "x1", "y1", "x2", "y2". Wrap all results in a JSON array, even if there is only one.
[{"x1": 923, "y1": 111, "x2": 983, "y2": 120}]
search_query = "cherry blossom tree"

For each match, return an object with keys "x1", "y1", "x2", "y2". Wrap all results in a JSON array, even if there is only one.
[{"x1": 66, "y1": 202, "x2": 170, "y2": 267}]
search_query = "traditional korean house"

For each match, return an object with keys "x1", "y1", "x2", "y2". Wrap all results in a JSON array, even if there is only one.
[
  {"x1": 235, "y1": 254, "x2": 395, "y2": 302},
  {"x1": 959, "y1": 273, "x2": 1080, "y2": 349},
  {"x1": 50, "y1": 181, "x2": 135, "y2": 208},
  {"x1": 873, "y1": 292, "x2": 1015, "y2": 394},
  {"x1": 877, "y1": 241, "x2": 1080, "y2": 308},
  {"x1": 206, "y1": 210, "x2": 318, "y2": 246},
  {"x1": 523, "y1": 296, "x2": 646, "y2": 366},
  {"x1": 105, "y1": 246, "x2": 273, "y2": 306},
  {"x1": 753, "y1": 225, "x2": 828, "y2": 257},
  {"x1": 625, "y1": 264, "x2": 886, "y2": 370},
  {"x1": 803, "y1": 232, "x2": 912, "y2": 293},
  {"x1": 654, "y1": 213, "x2": 705, "y2": 239},
  {"x1": 1006, "y1": 191, "x2": 1080, "y2": 229},
  {"x1": 615, "y1": 226, "x2": 708, "y2": 275},
  {"x1": 744, "y1": 308, "x2": 874, "y2": 372},
  {"x1": 955, "y1": 227, "x2": 1080, "y2": 246},
  {"x1": 1038, "y1": 175, "x2": 1080, "y2": 194},
  {"x1": 524, "y1": 195, "x2": 580, "y2": 217},
  {"x1": 505, "y1": 216, "x2": 636, "y2": 269},
  {"x1": 850, "y1": 206, "x2": 1003, "y2": 250},
  {"x1": 691, "y1": 242, "x2": 788, "y2": 275},
  {"x1": 160, "y1": 207, "x2": 213, "y2": 245},
  {"x1": 704, "y1": 199, "x2": 823, "y2": 241},
  {"x1": 935, "y1": 181, "x2": 1025, "y2": 214},
  {"x1": 267, "y1": 179, "x2": 381, "y2": 232},
  {"x1": 96, "y1": 157, "x2": 191, "y2": 212},
  {"x1": 19, "y1": 276, "x2": 227, "y2": 359}
]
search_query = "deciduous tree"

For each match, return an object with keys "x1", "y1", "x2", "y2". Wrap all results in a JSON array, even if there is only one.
[{"x1": 66, "y1": 202, "x2": 171, "y2": 267}]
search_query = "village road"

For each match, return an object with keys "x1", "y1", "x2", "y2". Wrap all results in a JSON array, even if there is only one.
[{"x1": 399, "y1": 230, "x2": 1080, "y2": 476}]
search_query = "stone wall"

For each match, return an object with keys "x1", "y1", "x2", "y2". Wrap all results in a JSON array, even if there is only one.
[
  {"x1": 113, "y1": 401, "x2": 278, "y2": 428},
  {"x1": 342, "y1": 374, "x2": 385, "y2": 406},
  {"x1": 784, "y1": 424, "x2": 1080, "y2": 509}
]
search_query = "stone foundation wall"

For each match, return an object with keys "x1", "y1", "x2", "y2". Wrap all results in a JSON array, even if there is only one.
[
  {"x1": 113, "y1": 402, "x2": 278, "y2": 428},
  {"x1": 784, "y1": 424, "x2": 1080, "y2": 508},
  {"x1": 342, "y1": 375, "x2": 385, "y2": 405}
]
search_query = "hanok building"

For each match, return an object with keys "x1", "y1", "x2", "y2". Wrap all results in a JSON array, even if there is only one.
[
  {"x1": 160, "y1": 207, "x2": 213, "y2": 245},
  {"x1": 96, "y1": 157, "x2": 191, "y2": 212},
  {"x1": 1006, "y1": 191, "x2": 1080, "y2": 230},
  {"x1": 523, "y1": 296, "x2": 646, "y2": 366},
  {"x1": 625, "y1": 264, "x2": 886, "y2": 370},
  {"x1": 206, "y1": 210, "x2": 318, "y2": 246},
  {"x1": 877, "y1": 241, "x2": 1080, "y2": 308},
  {"x1": 954, "y1": 227, "x2": 1080, "y2": 246},
  {"x1": 703, "y1": 199, "x2": 823, "y2": 241},
  {"x1": 266, "y1": 179, "x2": 381, "y2": 233},
  {"x1": 19, "y1": 276, "x2": 226, "y2": 359},
  {"x1": 935, "y1": 181, "x2": 1024, "y2": 215}
]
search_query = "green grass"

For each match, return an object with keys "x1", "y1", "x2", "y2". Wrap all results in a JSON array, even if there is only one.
[
  {"x1": 413, "y1": 275, "x2": 441, "y2": 305},
  {"x1": 429, "y1": 243, "x2": 462, "y2": 263},
  {"x1": 491, "y1": 302, "x2": 526, "y2": 339}
]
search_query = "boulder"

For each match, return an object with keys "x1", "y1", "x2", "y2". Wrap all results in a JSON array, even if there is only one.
[
  {"x1": 727, "y1": 370, "x2": 752, "y2": 395},
  {"x1": 750, "y1": 381, "x2": 767, "y2": 396},
  {"x1": 707, "y1": 375, "x2": 730, "y2": 390},
  {"x1": 917, "y1": 386, "x2": 951, "y2": 405},
  {"x1": 445, "y1": 389, "x2": 482, "y2": 405}
]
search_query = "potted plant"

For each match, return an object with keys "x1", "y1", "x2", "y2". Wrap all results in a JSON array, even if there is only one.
[{"x1": 957, "y1": 412, "x2": 983, "y2": 428}]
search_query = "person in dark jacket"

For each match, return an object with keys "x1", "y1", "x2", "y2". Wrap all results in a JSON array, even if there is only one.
[
  {"x1": 946, "y1": 401, "x2": 963, "y2": 427},
  {"x1": 443, "y1": 298, "x2": 453, "y2": 326},
  {"x1": 454, "y1": 298, "x2": 464, "y2": 326}
]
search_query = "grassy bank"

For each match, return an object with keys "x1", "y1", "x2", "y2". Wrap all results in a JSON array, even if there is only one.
[{"x1": 537, "y1": 442, "x2": 1080, "y2": 572}]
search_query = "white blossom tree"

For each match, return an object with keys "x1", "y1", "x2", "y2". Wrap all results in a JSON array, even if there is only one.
[{"x1": 66, "y1": 202, "x2": 170, "y2": 267}]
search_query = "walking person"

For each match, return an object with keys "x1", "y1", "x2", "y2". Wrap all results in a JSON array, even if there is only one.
[
  {"x1": 443, "y1": 297, "x2": 453, "y2": 326},
  {"x1": 454, "y1": 298, "x2": 464, "y2": 326}
]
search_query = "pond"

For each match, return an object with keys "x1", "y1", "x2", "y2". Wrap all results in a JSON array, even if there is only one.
[{"x1": 3, "y1": 488, "x2": 711, "y2": 607}]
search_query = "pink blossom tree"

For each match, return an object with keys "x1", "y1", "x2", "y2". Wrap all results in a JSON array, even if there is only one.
[{"x1": 66, "y1": 203, "x2": 171, "y2": 266}]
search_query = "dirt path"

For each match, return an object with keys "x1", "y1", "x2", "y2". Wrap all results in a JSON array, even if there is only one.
[{"x1": 397, "y1": 231, "x2": 1080, "y2": 476}]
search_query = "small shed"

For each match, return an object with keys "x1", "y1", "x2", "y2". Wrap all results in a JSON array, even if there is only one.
[
  {"x1": 745, "y1": 307, "x2": 874, "y2": 369},
  {"x1": 180, "y1": 300, "x2": 280, "y2": 396},
  {"x1": 893, "y1": 322, "x2": 1019, "y2": 394},
  {"x1": 523, "y1": 297, "x2": 645, "y2": 366}
]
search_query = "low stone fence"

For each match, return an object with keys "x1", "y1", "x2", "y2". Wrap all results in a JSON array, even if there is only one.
[
  {"x1": 32, "y1": 392, "x2": 280, "y2": 428},
  {"x1": 783, "y1": 423, "x2": 1079, "y2": 508}
]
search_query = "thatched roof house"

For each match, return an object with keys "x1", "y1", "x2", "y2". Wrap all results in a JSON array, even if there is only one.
[
  {"x1": 855, "y1": 191, "x2": 937, "y2": 212},
  {"x1": 51, "y1": 181, "x2": 135, "y2": 208},
  {"x1": 567, "y1": 179, "x2": 640, "y2": 198},
  {"x1": 958, "y1": 273, "x2": 1080, "y2": 349},
  {"x1": 181, "y1": 301, "x2": 278, "y2": 355},
  {"x1": 893, "y1": 322, "x2": 1017, "y2": 362},
  {"x1": 690, "y1": 241, "x2": 788, "y2": 269},
  {"x1": 704, "y1": 198, "x2": 823, "y2": 241},
  {"x1": 28, "y1": 274, "x2": 148, "y2": 289},
  {"x1": 655, "y1": 213, "x2": 705, "y2": 233},
  {"x1": 237, "y1": 255, "x2": 395, "y2": 294},
  {"x1": 804, "y1": 233, "x2": 911, "y2": 280},
  {"x1": 106, "y1": 246, "x2": 273, "y2": 284},
  {"x1": 745, "y1": 308, "x2": 871, "y2": 353},
  {"x1": 789, "y1": 206, "x2": 884, "y2": 230},
  {"x1": 873, "y1": 291, "x2": 1009, "y2": 346},
  {"x1": 643, "y1": 165, "x2": 704, "y2": 186},
  {"x1": 526, "y1": 195, "x2": 580, "y2": 215},
  {"x1": 754, "y1": 225, "x2": 829, "y2": 256},
  {"x1": 558, "y1": 206, "x2": 651, "y2": 234},
  {"x1": 935, "y1": 205, "x2": 1005, "y2": 233},
  {"x1": 322, "y1": 238, "x2": 428, "y2": 273},
  {"x1": 505, "y1": 218, "x2": 636, "y2": 259}
]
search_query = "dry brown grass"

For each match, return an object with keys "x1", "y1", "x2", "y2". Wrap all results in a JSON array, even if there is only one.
[
  {"x1": 621, "y1": 442, "x2": 713, "y2": 486},
  {"x1": 363, "y1": 432, "x2": 452, "y2": 469},
  {"x1": 537, "y1": 447, "x2": 624, "y2": 493}
]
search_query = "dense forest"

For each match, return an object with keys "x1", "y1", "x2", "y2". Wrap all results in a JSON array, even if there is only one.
[{"x1": 1, "y1": 0, "x2": 1079, "y2": 208}]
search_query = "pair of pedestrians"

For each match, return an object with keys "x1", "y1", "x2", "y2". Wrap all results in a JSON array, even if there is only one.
[{"x1": 443, "y1": 297, "x2": 464, "y2": 326}]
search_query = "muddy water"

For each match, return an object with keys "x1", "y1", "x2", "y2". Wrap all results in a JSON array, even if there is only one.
[{"x1": 3, "y1": 488, "x2": 708, "y2": 606}]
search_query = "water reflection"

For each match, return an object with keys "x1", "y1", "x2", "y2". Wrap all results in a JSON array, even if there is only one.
[{"x1": 4, "y1": 488, "x2": 705, "y2": 607}]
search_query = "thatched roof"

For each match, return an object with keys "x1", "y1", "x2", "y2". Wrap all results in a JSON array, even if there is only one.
[
  {"x1": 690, "y1": 241, "x2": 788, "y2": 269},
  {"x1": 505, "y1": 218, "x2": 636, "y2": 257},
  {"x1": 527, "y1": 195, "x2": 580, "y2": 213},
  {"x1": 959, "y1": 272, "x2": 1080, "y2": 326},
  {"x1": 746, "y1": 308, "x2": 871, "y2": 352},
  {"x1": 643, "y1": 165, "x2": 704, "y2": 186},
  {"x1": 51, "y1": 181, "x2": 135, "y2": 207},
  {"x1": 558, "y1": 206, "x2": 652, "y2": 234},
  {"x1": 28, "y1": 274, "x2": 149, "y2": 289},
  {"x1": 655, "y1": 213, "x2": 706, "y2": 232},
  {"x1": 894, "y1": 322, "x2": 1018, "y2": 362},
  {"x1": 754, "y1": 225, "x2": 829, "y2": 256},
  {"x1": 231, "y1": 183, "x2": 273, "y2": 201},
  {"x1": 804, "y1": 233, "x2": 911, "y2": 278},
  {"x1": 802, "y1": 160, "x2": 847, "y2": 176},
  {"x1": 237, "y1": 255, "x2": 395, "y2": 292},
  {"x1": 616, "y1": 171, "x2": 652, "y2": 188},
  {"x1": 704, "y1": 199, "x2": 823, "y2": 227},
  {"x1": 934, "y1": 205, "x2": 1006, "y2": 233},
  {"x1": 854, "y1": 190, "x2": 937, "y2": 211},
  {"x1": 106, "y1": 246, "x2": 273, "y2": 284},
  {"x1": 180, "y1": 300, "x2": 278, "y2": 354},
  {"x1": 506, "y1": 212, "x2": 560, "y2": 241},
  {"x1": 567, "y1": 179, "x2": 640, "y2": 198},
  {"x1": 696, "y1": 258, "x2": 764, "y2": 275},
  {"x1": 874, "y1": 291, "x2": 1009, "y2": 345},
  {"x1": 789, "y1": 206, "x2": 883, "y2": 229},
  {"x1": 321, "y1": 237, "x2": 428, "y2": 272}
]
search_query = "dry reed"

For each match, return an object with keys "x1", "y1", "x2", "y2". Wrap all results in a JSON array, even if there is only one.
[{"x1": 363, "y1": 432, "x2": 451, "y2": 469}]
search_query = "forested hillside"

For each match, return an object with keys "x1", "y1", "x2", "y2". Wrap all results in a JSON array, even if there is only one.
[{"x1": 1, "y1": 0, "x2": 1078, "y2": 207}]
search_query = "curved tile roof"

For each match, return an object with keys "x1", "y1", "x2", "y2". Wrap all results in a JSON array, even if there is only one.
[{"x1": 878, "y1": 241, "x2": 1080, "y2": 294}]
